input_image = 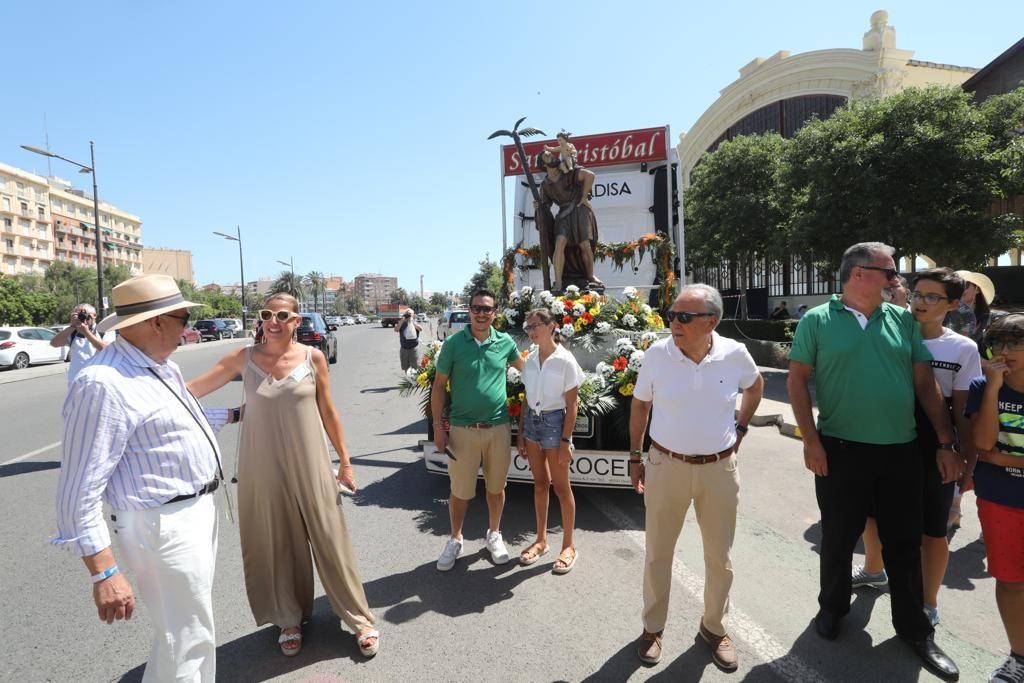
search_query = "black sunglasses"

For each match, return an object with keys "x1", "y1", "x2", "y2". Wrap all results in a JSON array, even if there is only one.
[
  {"x1": 470, "y1": 305, "x2": 495, "y2": 314},
  {"x1": 162, "y1": 313, "x2": 190, "y2": 326},
  {"x1": 665, "y1": 310, "x2": 715, "y2": 324},
  {"x1": 859, "y1": 265, "x2": 899, "y2": 280}
]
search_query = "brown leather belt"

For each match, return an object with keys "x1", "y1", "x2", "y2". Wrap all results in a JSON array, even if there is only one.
[
  {"x1": 651, "y1": 440, "x2": 732, "y2": 465},
  {"x1": 456, "y1": 422, "x2": 494, "y2": 429}
]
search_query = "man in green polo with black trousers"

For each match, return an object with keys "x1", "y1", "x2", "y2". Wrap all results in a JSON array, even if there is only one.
[
  {"x1": 431, "y1": 289, "x2": 524, "y2": 571},
  {"x1": 788, "y1": 242, "x2": 964, "y2": 681}
]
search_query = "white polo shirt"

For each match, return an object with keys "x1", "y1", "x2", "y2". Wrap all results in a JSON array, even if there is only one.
[
  {"x1": 633, "y1": 332, "x2": 760, "y2": 454},
  {"x1": 522, "y1": 343, "x2": 585, "y2": 412}
]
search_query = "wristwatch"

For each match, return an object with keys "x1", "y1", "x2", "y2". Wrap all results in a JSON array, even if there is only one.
[
  {"x1": 937, "y1": 442, "x2": 958, "y2": 452},
  {"x1": 735, "y1": 423, "x2": 749, "y2": 435},
  {"x1": 561, "y1": 437, "x2": 573, "y2": 445}
]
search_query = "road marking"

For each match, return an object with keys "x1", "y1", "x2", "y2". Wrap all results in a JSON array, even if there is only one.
[
  {"x1": 1, "y1": 441, "x2": 61, "y2": 467},
  {"x1": 595, "y1": 497, "x2": 827, "y2": 683}
]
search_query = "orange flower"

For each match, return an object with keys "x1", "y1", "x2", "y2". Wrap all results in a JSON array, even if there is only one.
[
  {"x1": 520, "y1": 348, "x2": 530, "y2": 359},
  {"x1": 420, "y1": 356, "x2": 429, "y2": 368},
  {"x1": 612, "y1": 357, "x2": 628, "y2": 371}
]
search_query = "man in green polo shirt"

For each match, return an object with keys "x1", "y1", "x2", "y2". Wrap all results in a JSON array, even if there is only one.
[
  {"x1": 788, "y1": 242, "x2": 963, "y2": 682},
  {"x1": 431, "y1": 289, "x2": 524, "y2": 572}
]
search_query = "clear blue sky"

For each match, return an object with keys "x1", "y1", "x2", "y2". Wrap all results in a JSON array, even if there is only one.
[{"x1": 2, "y1": 1, "x2": 1020, "y2": 295}]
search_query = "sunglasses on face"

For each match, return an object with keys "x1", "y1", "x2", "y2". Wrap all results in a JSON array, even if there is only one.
[
  {"x1": 991, "y1": 338, "x2": 1024, "y2": 353},
  {"x1": 665, "y1": 310, "x2": 715, "y2": 324},
  {"x1": 258, "y1": 309, "x2": 300, "y2": 322},
  {"x1": 909, "y1": 292, "x2": 948, "y2": 305},
  {"x1": 470, "y1": 305, "x2": 495, "y2": 314},
  {"x1": 858, "y1": 265, "x2": 899, "y2": 280}
]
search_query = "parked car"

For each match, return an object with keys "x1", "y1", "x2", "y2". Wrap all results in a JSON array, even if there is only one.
[
  {"x1": 325, "y1": 315, "x2": 342, "y2": 328},
  {"x1": 416, "y1": 313, "x2": 428, "y2": 323},
  {"x1": 221, "y1": 318, "x2": 243, "y2": 337},
  {"x1": 296, "y1": 313, "x2": 338, "y2": 364},
  {"x1": 194, "y1": 319, "x2": 232, "y2": 341},
  {"x1": 355, "y1": 314, "x2": 368, "y2": 324},
  {"x1": 178, "y1": 324, "x2": 201, "y2": 346},
  {"x1": 437, "y1": 309, "x2": 470, "y2": 341},
  {"x1": 0, "y1": 326, "x2": 65, "y2": 370},
  {"x1": 341, "y1": 316, "x2": 356, "y2": 326}
]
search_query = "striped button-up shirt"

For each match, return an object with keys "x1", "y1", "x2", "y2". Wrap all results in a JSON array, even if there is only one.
[{"x1": 53, "y1": 337, "x2": 228, "y2": 557}]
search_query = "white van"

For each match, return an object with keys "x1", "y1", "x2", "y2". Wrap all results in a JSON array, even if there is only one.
[{"x1": 437, "y1": 309, "x2": 469, "y2": 341}]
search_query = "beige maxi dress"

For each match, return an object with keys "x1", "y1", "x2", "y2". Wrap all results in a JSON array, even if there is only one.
[{"x1": 238, "y1": 345, "x2": 374, "y2": 633}]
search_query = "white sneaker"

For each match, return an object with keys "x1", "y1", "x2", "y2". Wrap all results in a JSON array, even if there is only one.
[
  {"x1": 991, "y1": 654, "x2": 1024, "y2": 683},
  {"x1": 436, "y1": 537, "x2": 463, "y2": 571},
  {"x1": 485, "y1": 529, "x2": 510, "y2": 564}
]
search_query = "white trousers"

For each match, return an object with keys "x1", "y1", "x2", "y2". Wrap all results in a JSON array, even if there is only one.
[{"x1": 112, "y1": 494, "x2": 218, "y2": 682}]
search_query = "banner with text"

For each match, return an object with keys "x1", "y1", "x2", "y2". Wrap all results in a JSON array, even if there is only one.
[{"x1": 502, "y1": 126, "x2": 668, "y2": 176}]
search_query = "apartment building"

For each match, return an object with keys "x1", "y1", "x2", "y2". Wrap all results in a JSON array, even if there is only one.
[
  {"x1": 352, "y1": 273, "x2": 397, "y2": 312},
  {"x1": 49, "y1": 178, "x2": 143, "y2": 275},
  {"x1": 0, "y1": 163, "x2": 54, "y2": 275}
]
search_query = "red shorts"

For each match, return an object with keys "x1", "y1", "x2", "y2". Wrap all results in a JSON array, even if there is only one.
[{"x1": 977, "y1": 498, "x2": 1024, "y2": 582}]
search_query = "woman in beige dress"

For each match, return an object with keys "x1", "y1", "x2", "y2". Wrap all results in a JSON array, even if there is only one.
[{"x1": 188, "y1": 293, "x2": 378, "y2": 657}]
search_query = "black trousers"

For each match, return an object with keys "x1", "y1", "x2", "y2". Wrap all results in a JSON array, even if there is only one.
[{"x1": 815, "y1": 436, "x2": 933, "y2": 640}]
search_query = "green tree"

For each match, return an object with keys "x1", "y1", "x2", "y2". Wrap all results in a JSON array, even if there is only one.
[
  {"x1": 783, "y1": 86, "x2": 1022, "y2": 272},
  {"x1": 389, "y1": 287, "x2": 410, "y2": 305},
  {"x1": 102, "y1": 264, "x2": 133, "y2": 290},
  {"x1": 206, "y1": 292, "x2": 242, "y2": 318},
  {"x1": 0, "y1": 277, "x2": 57, "y2": 325},
  {"x1": 685, "y1": 133, "x2": 789, "y2": 318},
  {"x1": 408, "y1": 295, "x2": 429, "y2": 314},
  {"x1": 462, "y1": 257, "x2": 503, "y2": 300},
  {"x1": 305, "y1": 271, "x2": 326, "y2": 314},
  {"x1": 271, "y1": 271, "x2": 306, "y2": 299},
  {"x1": 429, "y1": 292, "x2": 447, "y2": 313}
]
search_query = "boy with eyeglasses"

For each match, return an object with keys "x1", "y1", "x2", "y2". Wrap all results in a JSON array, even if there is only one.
[
  {"x1": 965, "y1": 313, "x2": 1024, "y2": 683},
  {"x1": 852, "y1": 268, "x2": 980, "y2": 630}
]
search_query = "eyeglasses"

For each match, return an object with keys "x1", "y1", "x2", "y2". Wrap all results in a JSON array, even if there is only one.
[
  {"x1": 858, "y1": 265, "x2": 899, "y2": 280},
  {"x1": 523, "y1": 322, "x2": 549, "y2": 331},
  {"x1": 991, "y1": 339, "x2": 1024, "y2": 352},
  {"x1": 162, "y1": 313, "x2": 190, "y2": 326},
  {"x1": 470, "y1": 305, "x2": 495, "y2": 314},
  {"x1": 258, "y1": 309, "x2": 300, "y2": 322},
  {"x1": 665, "y1": 310, "x2": 715, "y2": 324},
  {"x1": 909, "y1": 292, "x2": 948, "y2": 305}
]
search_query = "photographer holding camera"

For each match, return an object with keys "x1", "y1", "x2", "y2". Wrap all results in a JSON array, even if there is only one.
[
  {"x1": 395, "y1": 308, "x2": 422, "y2": 371},
  {"x1": 50, "y1": 303, "x2": 110, "y2": 385}
]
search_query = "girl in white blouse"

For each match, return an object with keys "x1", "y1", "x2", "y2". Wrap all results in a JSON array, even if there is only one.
[{"x1": 516, "y1": 308, "x2": 585, "y2": 573}]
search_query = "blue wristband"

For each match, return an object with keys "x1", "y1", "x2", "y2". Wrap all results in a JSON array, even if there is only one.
[{"x1": 91, "y1": 564, "x2": 119, "y2": 584}]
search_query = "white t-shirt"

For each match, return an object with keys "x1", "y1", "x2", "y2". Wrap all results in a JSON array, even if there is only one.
[
  {"x1": 67, "y1": 327, "x2": 112, "y2": 386},
  {"x1": 633, "y1": 332, "x2": 760, "y2": 454},
  {"x1": 522, "y1": 344, "x2": 585, "y2": 412},
  {"x1": 922, "y1": 327, "x2": 982, "y2": 398},
  {"x1": 400, "y1": 319, "x2": 418, "y2": 341}
]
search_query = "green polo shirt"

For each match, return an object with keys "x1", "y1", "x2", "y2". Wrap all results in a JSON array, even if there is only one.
[
  {"x1": 789, "y1": 294, "x2": 932, "y2": 444},
  {"x1": 435, "y1": 326, "x2": 520, "y2": 426}
]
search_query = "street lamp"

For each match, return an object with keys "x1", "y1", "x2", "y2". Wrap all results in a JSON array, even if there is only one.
[
  {"x1": 213, "y1": 226, "x2": 247, "y2": 332},
  {"x1": 21, "y1": 142, "x2": 106, "y2": 317}
]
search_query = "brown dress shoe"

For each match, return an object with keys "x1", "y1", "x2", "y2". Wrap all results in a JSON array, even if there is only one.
[
  {"x1": 636, "y1": 630, "x2": 663, "y2": 665},
  {"x1": 699, "y1": 622, "x2": 738, "y2": 671}
]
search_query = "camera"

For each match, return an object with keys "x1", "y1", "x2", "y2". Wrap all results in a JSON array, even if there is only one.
[{"x1": 77, "y1": 311, "x2": 89, "y2": 323}]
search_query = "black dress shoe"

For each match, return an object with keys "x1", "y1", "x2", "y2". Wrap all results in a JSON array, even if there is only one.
[
  {"x1": 904, "y1": 634, "x2": 959, "y2": 681},
  {"x1": 813, "y1": 611, "x2": 840, "y2": 640}
]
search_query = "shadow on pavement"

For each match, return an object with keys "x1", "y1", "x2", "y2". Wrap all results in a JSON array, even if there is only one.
[
  {"x1": 359, "y1": 386, "x2": 399, "y2": 394},
  {"x1": 944, "y1": 537, "x2": 988, "y2": 592},
  {"x1": 376, "y1": 419, "x2": 426, "y2": 436},
  {"x1": 0, "y1": 460, "x2": 60, "y2": 478}
]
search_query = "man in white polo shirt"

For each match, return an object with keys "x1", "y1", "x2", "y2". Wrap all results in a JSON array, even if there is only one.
[{"x1": 629, "y1": 284, "x2": 763, "y2": 671}]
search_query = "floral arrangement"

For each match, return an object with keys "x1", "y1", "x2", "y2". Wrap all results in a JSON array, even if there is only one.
[
  {"x1": 501, "y1": 232, "x2": 677, "y2": 307},
  {"x1": 595, "y1": 331, "x2": 660, "y2": 398},
  {"x1": 494, "y1": 285, "x2": 664, "y2": 349}
]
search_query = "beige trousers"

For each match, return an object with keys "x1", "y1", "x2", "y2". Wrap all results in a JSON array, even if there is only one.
[{"x1": 642, "y1": 445, "x2": 740, "y2": 636}]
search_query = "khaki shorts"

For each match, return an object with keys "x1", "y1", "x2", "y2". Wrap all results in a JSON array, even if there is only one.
[{"x1": 447, "y1": 423, "x2": 512, "y2": 500}]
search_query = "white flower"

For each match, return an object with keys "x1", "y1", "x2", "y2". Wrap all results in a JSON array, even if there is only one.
[
  {"x1": 595, "y1": 321, "x2": 611, "y2": 334},
  {"x1": 629, "y1": 350, "x2": 645, "y2": 370},
  {"x1": 430, "y1": 340, "x2": 443, "y2": 352},
  {"x1": 641, "y1": 304, "x2": 652, "y2": 315},
  {"x1": 560, "y1": 323, "x2": 575, "y2": 338},
  {"x1": 565, "y1": 284, "x2": 581, "y2": 297},
  {"x1": 520, "y1": 286, "x2": 533, "y2": 299},
  {"x1": 539, "y1": 290, "x2": 554, "y2": 303},
  {"x1": 622, "y1": 286, "x2": 639, "y2": 299},
  {"x1": 509, "y1": 291, "x2": 521, "y2": 304},
  {"x1": 572, "y1": 303, "x2": 586, "y2": 315},
  {"x1": 615, "y1": 337, "x2": 635, "y2": 350},
  {"x1": 550, "y1": 302, "x2": 565, "y2": 316},
  {"x1": 405, "y1": 367, "x2": 418, "y2": 378},
  {"x1": 596, "y1": 361, "x2": 613, "y2": 377},
  {"x1": 506, "y1": 366, "x2": 521, "y2": 384},
  {"x1": 503, "y1": 308, "x2": 518, "y2": 321},
  {"x1": 621, "y1": 313, "x2": 638, "y2": 328}
]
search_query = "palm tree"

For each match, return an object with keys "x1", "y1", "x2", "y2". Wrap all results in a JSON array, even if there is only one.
[
  {"x1": 271, "y1": 271, "x2": 306, "y2": 300},
  {"x1": 305, "y1": 271, "x2": 326, "y2": 314}
]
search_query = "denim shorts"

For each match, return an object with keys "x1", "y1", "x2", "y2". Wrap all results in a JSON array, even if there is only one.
[{"x1": 522, "y1": 407, "x2": 566, "y2": 449}]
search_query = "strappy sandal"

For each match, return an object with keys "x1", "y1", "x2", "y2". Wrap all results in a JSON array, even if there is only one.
[
  {"x1": 519, "y1": 541, "x2": 550, "y2": 566},
  {"x1": 278, "y1": 627, "x2": 302, "y2": 656},
  {"x1": 357, "y1": 628, "x2": 379, "y2": 657},
  {"x1": 552, "y1": 547, "x2": 578, "y2": 575}
]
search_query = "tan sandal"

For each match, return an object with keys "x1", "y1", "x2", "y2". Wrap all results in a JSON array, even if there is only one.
[
  {"x1": 278, "y1": 627, "x2": 302, "y2": 656},
  {"x1": 519, "y1": 541, "x2": 549, "y2": 565},
  {"x1": 357, "y1": 628, "x2": 379, "y2": 657},
  {"x1": 552, "y1": 547, "x2": 578, "y2": 575}
]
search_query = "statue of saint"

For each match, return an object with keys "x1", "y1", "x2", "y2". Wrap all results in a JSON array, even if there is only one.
[{"x1": 533, "y1": 149, "x2": 603, "y2": 293}]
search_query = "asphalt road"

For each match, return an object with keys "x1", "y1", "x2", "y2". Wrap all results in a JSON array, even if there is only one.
[{"x1": 0, "y1": 324, "x2": 1006, "y2": 682}]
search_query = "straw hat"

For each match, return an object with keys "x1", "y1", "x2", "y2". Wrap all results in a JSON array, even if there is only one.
[
  {"x1": 954, "y1": 270, "x2": 996, "y2": 305},
  {"x1": 97, "y1": 274, "x2": 203, "y2": 334}
]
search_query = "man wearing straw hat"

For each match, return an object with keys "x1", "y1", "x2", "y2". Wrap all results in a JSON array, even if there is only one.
[{"x1": 52, "y1": 274, "x2": 236, "y2": 682}]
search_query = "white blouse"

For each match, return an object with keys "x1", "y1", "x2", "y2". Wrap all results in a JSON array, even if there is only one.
[{"x1": 522, "y1": 344, "x2": 585, "y2": 412}]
